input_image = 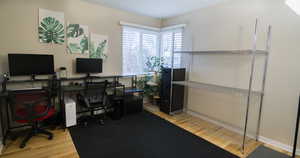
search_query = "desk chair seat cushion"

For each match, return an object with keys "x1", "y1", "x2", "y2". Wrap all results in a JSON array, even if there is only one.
[{"x1": 16, "y1": 105, "x2": 56, "y2": 123}]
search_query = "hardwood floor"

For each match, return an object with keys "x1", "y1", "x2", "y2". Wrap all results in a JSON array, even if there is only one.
[
  {"x1": 144, "y1": 104, "x2": 260, "y2": 158},
  {"x1": 0, "y1": 104, "x2": 296, "y2": 158},
  {"x1": 1, "y1": 129, "x2": 79, "y2": 158}
]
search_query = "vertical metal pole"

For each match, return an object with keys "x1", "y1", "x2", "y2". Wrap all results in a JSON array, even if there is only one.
[
  {"x1": 169, "y1": 32, "x2": 175, "y2": 115},
  {"x1": 242, "y1": 19, "x2": 258, "y2": 153},
  {"x1": 255, "y1": 26, "x2": 272, "y2": 141},
  {"x1": 292, "y1": 96, "x2": 300, "y2": 158},
  {"x1": 183, "y1": 53, "x2": 193, "y2": 111}
]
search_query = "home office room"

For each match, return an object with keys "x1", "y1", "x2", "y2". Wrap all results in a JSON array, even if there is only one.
[{"x1": 1, "y1": 0, "x2": 300, "y2": 158}]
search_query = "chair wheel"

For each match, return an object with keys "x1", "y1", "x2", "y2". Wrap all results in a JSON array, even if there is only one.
[
  {"x1": 48, "y1": 135, "x2": 53, "y2": 140},
  {"x1": 20, "y1": 144, "x2": 25, "y2": 148},
  {"x1": 84, "y1": 122, "x2": 88, "y2": 126}
]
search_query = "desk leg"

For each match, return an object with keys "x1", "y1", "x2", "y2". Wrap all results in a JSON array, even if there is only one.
[
  {"x1": 1, "y1": 98, "x2": 10, "y2": 145},
  {"x1": 62, "y1": 91, "x2": 66, "y2": 131},
  {"x1": 0, "y1": 98, "x2": 6, "y2": 145},
  {"x1": 58, "y1": 81, "x2": 66, "y2": 131},
  {"x1": 113, "y1": 77, "x2": 117, "y2": 96}
]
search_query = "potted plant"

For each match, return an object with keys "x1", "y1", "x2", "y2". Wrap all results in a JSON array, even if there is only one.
[{"x1": 137, "y1": 56, "x2": 164, "y2": 104}]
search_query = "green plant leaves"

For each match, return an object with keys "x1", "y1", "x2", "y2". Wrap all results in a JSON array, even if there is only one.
[
  {"x1": 68, "y1": 43, "x2": 81, "y2": 53},
  {"x1": 145, "y1": 56, "x2": 164, "y2": 72},
  {"x1": 90, "y1": 40, "x2": 107, "y2": 59},
  {"x1": 80, "y1": 35, "x2": 89, "y2": 54},
  {"x1": 67, "y1": 24, "x2": 84, "y2": 38},
  {"x1": 67, "y1": 24, "x2": 89, "y2": 54},
  {"x1": 39, "y1": 17, "x2": 65, "y2": 44}
]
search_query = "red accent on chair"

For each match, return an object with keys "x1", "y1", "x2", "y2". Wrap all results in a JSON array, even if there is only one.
[
  {"x1": 14, "y1": 91, "x2": 56, "y2": 123},
  {"x1": 9, "y1": 90, "x2": 55, "y2": 148},
  {"x1": 16, "y1": 106, "x2": 56, "y2": 123}
]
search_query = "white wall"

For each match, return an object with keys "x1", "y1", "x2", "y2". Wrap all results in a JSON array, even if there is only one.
[
  {"x1": 0, "y1": 0, "x2": 161, "y2": 78},
  {"x1": 163, "y1": 0, "x2": 300, "y2": 151},
  {"x1": 0, "y1": 0, "x2": 161, "y2": 142}
]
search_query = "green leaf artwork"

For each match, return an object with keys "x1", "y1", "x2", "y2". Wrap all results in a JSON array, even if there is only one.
[
  {"x1": 68, "y1": 43, "x2": 81, "y2": 53},
  {"x1": 89, "y1": 33, "x2": 108, "y2": 60},
  {"x1": 80, "y1": 35, "x2": 89, "y2": 54},
  {"x1": 67, "y1": 24, "x2": 89, "y2": 54},
  {"x1": 39, "y1": 9, "x2": 65, "y2": 44},
  {"x1": 67, "y1": 24, "x2": 84, "y2": 38}
]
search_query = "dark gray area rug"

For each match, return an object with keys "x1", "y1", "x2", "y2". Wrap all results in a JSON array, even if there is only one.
[
  {"x1": 70, "y1": 111, "x2": 239, "y2": 158},
  {"x1": 247, "y1": 145, "x2": 291, "y2": 158}
]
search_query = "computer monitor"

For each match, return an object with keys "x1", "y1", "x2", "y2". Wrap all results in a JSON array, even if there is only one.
[
  {"x1": 76, "y1": 58, "x2": 103, "y2": 76},
  {"x1": 8, "y1": 54, "x2": 54, "y2": 77}
]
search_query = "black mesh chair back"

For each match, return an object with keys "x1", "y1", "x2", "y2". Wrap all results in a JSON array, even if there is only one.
[{"x1": 84, "y1": 80, "x2": 108, "y2": 106}]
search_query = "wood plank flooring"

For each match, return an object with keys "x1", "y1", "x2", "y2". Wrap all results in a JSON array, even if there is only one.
[
  {"x1": 0, "y1": 104, "x2": 296, "y2": 158},
  {"x1": 143, "y1": 104, "x2": 260, "y2": 158},
  {"x1": 1, "y1": 129, "x2": 79, "y2": 158}
]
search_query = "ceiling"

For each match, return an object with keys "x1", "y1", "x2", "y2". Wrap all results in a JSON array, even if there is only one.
[
  {"x1": 85, "y1": 0, "x2": 225, "y2": 18},
  {"x1": 286, "y1": 0, "x2": 300, "y2": 15}
]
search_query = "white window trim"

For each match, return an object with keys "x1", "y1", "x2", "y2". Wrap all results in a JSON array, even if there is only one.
[
  {"x1": 120, "y1": 21, "x2": 185, "y2": 57},
  {"x1": 120, "y1": 21, "x2": 186, "y2": 32},
  {"x1": 120, "y1": 21, "x2": 161, "y2": 32},
  {"x1": 161, "y1": 24, "x2": 186, "y2": 32}
]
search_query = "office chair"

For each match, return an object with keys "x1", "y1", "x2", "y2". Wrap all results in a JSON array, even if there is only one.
[
  {"x1": 77, "y1": 80, "x2": 108, "y2": 125},
  {"x1": 8, "y1": 89, "x2": 55, "y2": 148}
]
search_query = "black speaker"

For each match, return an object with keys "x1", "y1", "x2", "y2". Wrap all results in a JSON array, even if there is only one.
[{"x1": 160, "y1": 68, "x2": 185, "y2": 114}]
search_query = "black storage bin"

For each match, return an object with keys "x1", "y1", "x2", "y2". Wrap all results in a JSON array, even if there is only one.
[
  {"x1": 124, "y1": 94, "x2": 143, "y2": 114},
  {"x1": 109, "y1": 96, "x2": 124, "y2": 120}
]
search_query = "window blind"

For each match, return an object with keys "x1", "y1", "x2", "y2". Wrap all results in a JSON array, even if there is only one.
[
  {"x1": 122, "y1": 26, "x2": 159, "y2": 75},
  {"x1": 161, "y1": 28, "x2": 184, "y2": 68}
]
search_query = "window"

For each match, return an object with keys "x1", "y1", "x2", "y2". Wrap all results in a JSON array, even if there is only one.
[
  {"x1": 122, "y1": 26, "x2": 159, "y2": 75},
  {"x1": 160, "y1": 29, "x2": 183, "y2": 68},
  {"x1": 122, "y1": 25, "x2": 184, "y2": 75}
]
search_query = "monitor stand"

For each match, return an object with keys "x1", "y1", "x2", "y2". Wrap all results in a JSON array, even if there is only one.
[
  {"x1": 31, "y1": 74, "x2": 36, "y2": 81},
  {"x1": 86, "y1": 73, "x2": 91, "y2": 78}
]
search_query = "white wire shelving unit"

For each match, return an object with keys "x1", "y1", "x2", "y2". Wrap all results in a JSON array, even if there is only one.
[{"x1": 169, "y1": 20, "x2": 272, "y2": 154}]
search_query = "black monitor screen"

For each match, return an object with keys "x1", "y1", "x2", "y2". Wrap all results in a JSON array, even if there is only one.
[
  {"x1": 76, "y1": 58, "x2": 103, "y2": 74},
  {"x1": 8, "y1": 54, "x2": 54, "y2": 76}
]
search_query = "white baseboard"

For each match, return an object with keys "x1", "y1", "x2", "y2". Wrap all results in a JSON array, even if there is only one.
[
  {"x1": 186, "y1": 109, "x2": 300, "y2": 156},
  {"x1": 258, "y1": 136, "x2": 300, "y2": 156},
  {"x1": 187, "y1": 110, "x2": 256, "y2": 138}
]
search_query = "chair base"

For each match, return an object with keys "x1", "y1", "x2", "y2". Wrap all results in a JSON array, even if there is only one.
[
  {"x1": 78, "y1": 114, "x2": 105, "y2": 126},
  {"x1": 20, "y1": 123, "x2": 53, "y2": 148}
]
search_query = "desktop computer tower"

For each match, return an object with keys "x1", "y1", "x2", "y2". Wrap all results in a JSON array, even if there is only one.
[
  {"x1": 64, "y1": 97, "x2": 77, "y2": 127},
  {"x1": 160, "y1": 68, "x2": 186, "y2": 115}
]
